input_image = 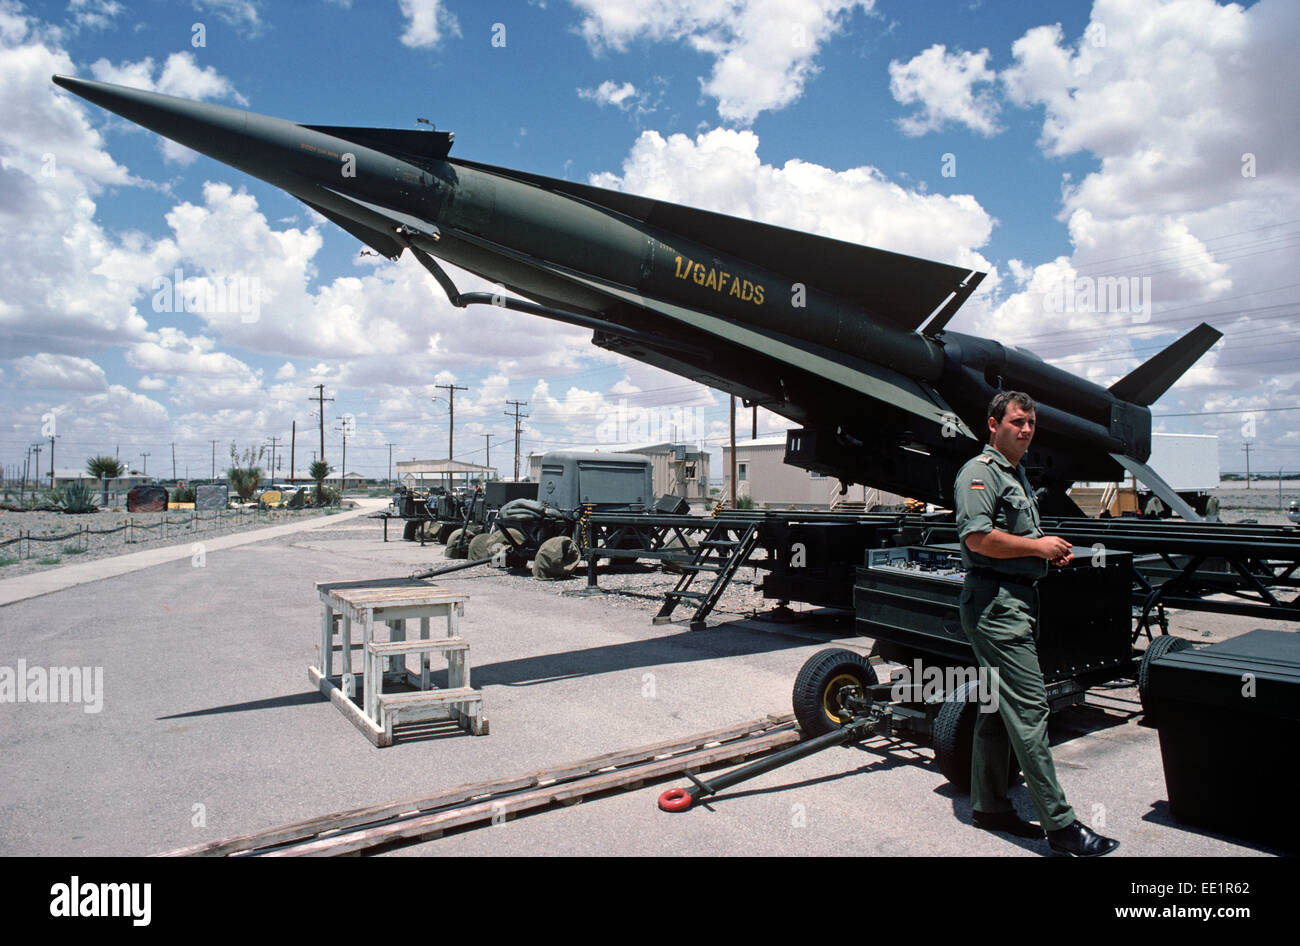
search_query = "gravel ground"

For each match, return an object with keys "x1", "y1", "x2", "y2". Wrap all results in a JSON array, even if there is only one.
[
  {"x1": 264, "y1": 522, "x2": 775, "y2": 624},
  {"x1": 0, "y1": 503, "x2": 356, "y2": 579}
]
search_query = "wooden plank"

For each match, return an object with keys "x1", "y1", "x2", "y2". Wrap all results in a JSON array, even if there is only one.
[
  {"x1": 266, "y1": 729, "x2": 800, "y2": 856},
  {"x1": 307, "y1": 667, "x2": 386, "y2": 748},
  {"x1": 367, "y1": 637, "x2": 468, "y2": 657},
  {"x1": 158, "y1": 714, "x2": 794, "y2": 857}
]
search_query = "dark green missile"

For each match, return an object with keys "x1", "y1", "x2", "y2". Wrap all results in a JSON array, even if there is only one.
[{"x1": 51, "y1": 75, "x2": 1221, "y2": 514}]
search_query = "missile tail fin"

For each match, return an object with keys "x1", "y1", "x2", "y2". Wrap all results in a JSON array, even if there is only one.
[
  {"x1": 1108, "y1": 322, "x2": 1222, "y2": 406},
  {"x1": 1110, "y1": 453, "x2": 1203, "y2": 521}
]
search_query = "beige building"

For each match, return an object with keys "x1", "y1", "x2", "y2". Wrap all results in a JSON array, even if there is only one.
[
  {"x1": 721, "y1": 436, "x2": 907, "y2": 510},
  {"x1": 527, "y1": 442, "x2": 711, "y2": 504}
]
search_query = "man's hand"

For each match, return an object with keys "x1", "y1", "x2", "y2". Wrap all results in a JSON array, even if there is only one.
[{"x1": 1037, "y1": 535, "x2": 1072, "y2": 561}]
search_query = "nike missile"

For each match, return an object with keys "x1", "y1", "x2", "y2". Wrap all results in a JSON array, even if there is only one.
[{"x1": 52, "y1": 75, "x2": 1221, "y2": 514}]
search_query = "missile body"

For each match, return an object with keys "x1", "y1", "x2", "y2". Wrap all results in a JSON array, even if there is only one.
[{"x1": 51, "y1": 75, "x2": 1220, "y2": 511}]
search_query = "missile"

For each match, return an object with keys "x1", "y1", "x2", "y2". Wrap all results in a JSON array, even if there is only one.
[{"x1": 51, "y1": 75, "x2": 1221, "y2": 516}]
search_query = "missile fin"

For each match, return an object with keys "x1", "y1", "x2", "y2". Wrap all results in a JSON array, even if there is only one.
[
  {"x1": 300, "y1": 125, "x2": 453, "y2": 160},
  {"x1": 299, "y1": 198, "x2": 405, "y2": 259},
  {"x1": 1108, "y1": 322, "x2": 1222, "y2": 406},
  {"x1": 451, "y1": 157, "x2": 983, "y2": 331},
  {"x1": 1110, "y1": 453, "x2": 1203, "y2": 522},
  {"x1": 315, "y1": 186, "x2": 441, "y2": 240}
]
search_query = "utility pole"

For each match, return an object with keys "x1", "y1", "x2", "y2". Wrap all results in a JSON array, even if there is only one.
[
  {"x1": 1243, "y1": 442, "x2": 1253, "y2": 489},
  {"x1": 267, "y1": 436, "x2": 281, "y2": 483},
  {"x1": 31, "y1": 443, "x2": 42, "y2": 493},
  {"x1": 482, "y1": 434, "x2": 493, "y2": 481},
  {"x1": 140, "y1": 451, "x2": 150, "y2": 477},
  {"x1": 291, "y1": 420, "x2": 297, "y2": 483},
  {"x1": 170, "y1": 441, "x2": 177, "y2": 481},
  {"x1": 386, "y1": 442, "x2": 396, "y2": 485},
  {"x1": 49, "y1": 434, "x2": 57, "y2": 489},
  {"x1": 309, "y1": 384, "x2": 334, "y2": 464},
  {"x1": 336, "y1": 415, "x2": 354, "y2": 495},
  {"x1": 505, "y1": 400, "x2": 528, "y2": 481},
  {"x1": 210, "y1": 439, "x2": 219, "y2": 480},
  {"x1": 435, "y1": 383, "x2": 468, "y2": 490},
  {"x1": 730, "y1": 395, "x2": 737, "y2": 509}
]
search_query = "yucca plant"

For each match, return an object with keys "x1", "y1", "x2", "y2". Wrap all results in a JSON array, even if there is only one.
[
  {"x1": 227, "y1": 442, "x2": 266, "y2": 502},
  {"x1": 60, "y1": 481, "x2": 99, "y2": 514},
  {"x1": 309, "y1": 460, "x2": 330, "y2": 505},
  {"x1": 86, "y1": 455, "x2": 125, "y2": 479},
  {"x1": 171, "y1": 485, "x2": 196, "y2": 503}
]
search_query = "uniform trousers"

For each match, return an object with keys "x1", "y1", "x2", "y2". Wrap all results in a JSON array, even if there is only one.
[{"x1": 959, "y1": 574, "x2": 1076, "y2": 831}]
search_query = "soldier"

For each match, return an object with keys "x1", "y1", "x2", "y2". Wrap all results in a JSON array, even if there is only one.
[{"x1": 955, "y1": 391, "x2": 1120, "y2": 857}]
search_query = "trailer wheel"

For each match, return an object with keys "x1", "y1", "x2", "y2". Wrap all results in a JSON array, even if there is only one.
[
  {"x1": 933, "y1": 681, "x2": 1019, "y2": 794},
  {"x1": 402, "y1": 520, "x2": 420, "y2": 541},
  {"x1": 435, "y1": 522, "x2": 457, "y2": 544},
  {"x1": 1138, "y1": 634, "x2": 1192, "y2": 713},
  {"x1": 791, "y1": 649, "x2": 878, "y2": 737}
]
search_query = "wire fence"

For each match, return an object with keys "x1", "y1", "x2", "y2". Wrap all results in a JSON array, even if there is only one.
[{"x1": 0, "y1": 506, "x2": 335, "y2": 563}]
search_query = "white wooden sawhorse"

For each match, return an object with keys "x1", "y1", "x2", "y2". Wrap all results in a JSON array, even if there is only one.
[{"x1": 308, "y1": 578, "x2": 486, "y2": 746}]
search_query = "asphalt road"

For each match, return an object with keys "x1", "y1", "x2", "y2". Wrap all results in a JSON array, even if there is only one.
[{"x1": 0, "y1": 508, "x2": 1288, "y2": 858}]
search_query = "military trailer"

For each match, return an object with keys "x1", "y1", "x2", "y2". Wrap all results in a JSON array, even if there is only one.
[{"x1": 491, "y1": 451, "x2": 654, "y2": 556}]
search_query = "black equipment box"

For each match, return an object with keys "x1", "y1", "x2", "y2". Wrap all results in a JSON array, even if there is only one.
[
  {"x1": 761, "y1": 521, "x2": 902, "y2": 609},
  {"x1": 1146, "y1": 628, "x2": 1300, "y2": 852},
  {"x1": 854, "y1": 544, "x2": 1133, "y2": 684},
  {"x1": 485, "y1": 481, "x2": 538, "y2": 507}
]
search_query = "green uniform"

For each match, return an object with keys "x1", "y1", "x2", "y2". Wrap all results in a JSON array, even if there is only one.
[{"x1": 954, "y1": 444, "x2": 1075, "y2": 831}]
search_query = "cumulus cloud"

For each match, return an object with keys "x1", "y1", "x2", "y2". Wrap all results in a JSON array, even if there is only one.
[
  {"x1": 398, "y1": 0, "x2": 460, "y2": 48},
  {"x1": 571, "y1": 0, "x2": 874, "y2": 124},
  {"x1": 88, "y1": 51, "x2": 247, "y2": 163},
  {"x1": 578, "y1": 79, "x2": 638, "y2": 109},
  {"x1": 590, "y1": 127, "x2": 995, "y2": 274},
  {"x1": 13, "y1": 353, "x2": 109, "y2": 391},
  {"x1": 889, "y1": 44, "x2": 1002, "y2": 137}
]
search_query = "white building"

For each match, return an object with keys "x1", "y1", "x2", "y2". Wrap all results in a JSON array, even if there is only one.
[{"x1": 720, "y1": 436, "x2": 907, "y2": 510}]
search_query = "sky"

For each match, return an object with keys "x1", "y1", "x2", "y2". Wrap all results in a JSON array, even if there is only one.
[{"x1": 1, "y1": 0, "x2": 1297, "y2": 483}]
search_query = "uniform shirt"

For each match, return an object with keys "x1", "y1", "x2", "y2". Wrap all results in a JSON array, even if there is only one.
[{"x1": 955, "y1": 444, "x2": 1048, "y2": 580}]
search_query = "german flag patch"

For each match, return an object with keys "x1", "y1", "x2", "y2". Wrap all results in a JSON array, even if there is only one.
[{"x1": 970, "y1": 479, "x2": 985, "y2": 490}]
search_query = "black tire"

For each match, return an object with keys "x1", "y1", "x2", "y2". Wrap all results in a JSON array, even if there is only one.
[
  {"x1": 435, "y1": 522, "x2": 457, "y2": 544},
  {"x1": 1138, "y1": 634, "x2": 1193, "y2": 711},
  {"x1": 933, "y1": 681, "x2": 1019, "y2": 794},
  {"x1": 791, "y1": 649, "x2": 878, "y2": 737},
  {"x1": 401, "y1": 520, "x2": 419, "y2": 541}
]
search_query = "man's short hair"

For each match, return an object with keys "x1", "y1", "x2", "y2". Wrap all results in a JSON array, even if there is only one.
[{"x1": 988, "y1": 390, "x2": 1036, "y2": 424}]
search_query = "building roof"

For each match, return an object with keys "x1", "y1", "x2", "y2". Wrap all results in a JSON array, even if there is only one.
[
  {"x1": 722, "y1": 435, "x2": 789, "y2": 449},
  {"x1": 396, "y1": 459, "x2": 494, "y2": 475}
]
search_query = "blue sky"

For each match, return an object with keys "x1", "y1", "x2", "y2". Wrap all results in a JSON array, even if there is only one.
[{"x1": 2, "y1": 0, "x2": 1297, "y2": 482}]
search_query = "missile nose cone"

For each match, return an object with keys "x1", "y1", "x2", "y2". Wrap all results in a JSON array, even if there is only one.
[{"x1": 50, "y1": 73, "x2": 252, "y2": 167}]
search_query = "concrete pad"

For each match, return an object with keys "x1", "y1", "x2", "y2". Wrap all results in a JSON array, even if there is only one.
[{"x1": 0, "y1": 518, "x2": 1289, "y2": 858}]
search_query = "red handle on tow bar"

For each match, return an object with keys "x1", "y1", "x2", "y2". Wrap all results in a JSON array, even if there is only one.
[{"x1": 658, "y1": 787, "x2": 694, "y2": 812}]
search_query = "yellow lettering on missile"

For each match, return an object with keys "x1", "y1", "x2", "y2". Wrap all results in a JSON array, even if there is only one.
[{"x1": 670, "y1": 255, "x2": 765, "y2": 307}]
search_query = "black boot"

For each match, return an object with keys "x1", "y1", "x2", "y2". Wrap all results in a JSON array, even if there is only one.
[
  {"x1": 1046, "y1": 821, "x2": 1120, "y2": 857},
  {"x1": 972, "y1": 809, "x2": 1045, "y2": 839}
]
